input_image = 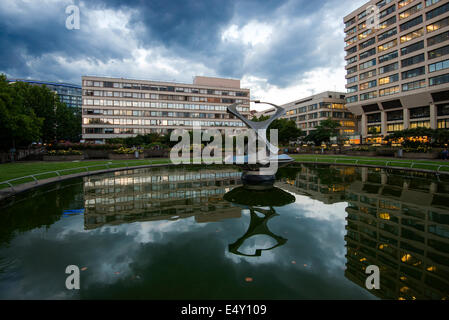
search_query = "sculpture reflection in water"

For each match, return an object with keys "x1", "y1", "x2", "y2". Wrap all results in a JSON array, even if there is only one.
[
  {"x1": 277, "y1": 164, "x2": 449, "y2": 300},
  {"x1": 223, "y1": 186, "x2": 295, "y2": 257}
]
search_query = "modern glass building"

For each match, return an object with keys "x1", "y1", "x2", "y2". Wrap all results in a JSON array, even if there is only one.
[
  {"x1": 344, "y1": 0, "x2": 449, "y2": 142},
  {"x1": 81, "y1": 76, "x2": 251, "y2": 142},
  {"x1": 8, "y1": 79, "x2": 82, "y2": 109}
]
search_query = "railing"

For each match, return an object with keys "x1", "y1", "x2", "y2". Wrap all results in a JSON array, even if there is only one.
[
  {"x1": 292, "y1": 156, "x2": 449, "y2": 173},
  {"x1": 0, "y1": 160, "x2": 169, "y2": 192}
]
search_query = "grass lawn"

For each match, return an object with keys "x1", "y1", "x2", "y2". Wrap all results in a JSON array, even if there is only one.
[
  {"x1": 292, "y1": 154, "x2": 449, "y2": 172},
  {"x1": 0, "y1": 159, "x2": 171, "y2": 188}
]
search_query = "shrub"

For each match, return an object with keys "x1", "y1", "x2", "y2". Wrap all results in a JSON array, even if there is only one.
[
  {"x1": 404, "y1": 146, "x2": 432, "y2": 153},
  {"x1": 47, "y1": 149, "x2": 83, "y2": 156},
  {"x1": 113, "y1": 147, "x2": 142, "y2": 154},
  {"x1": 143, "y1": 142, "x2": 169, "y2": 150},
  {"x1": 49, "y1": 143, "x2": 122, "y2": 151},
  {"x1": 352, "y1": 146, "x2": 376, "y2": 152}
]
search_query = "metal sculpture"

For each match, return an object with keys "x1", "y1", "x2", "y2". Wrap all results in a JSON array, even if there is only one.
[{"x1": 226, "y1": 101, "x2": 294, "y2": 184}]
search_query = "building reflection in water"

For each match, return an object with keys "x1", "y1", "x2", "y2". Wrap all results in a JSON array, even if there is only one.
[
  {"x1": 83, "y1": 166, "x2": 293, "y2": 259},
  {"x1": 83, "y1": 166, "x2": 243, "y2": 229},
  {"x1": 277, "y1": 164, "x2": 449, "y2": 300}
]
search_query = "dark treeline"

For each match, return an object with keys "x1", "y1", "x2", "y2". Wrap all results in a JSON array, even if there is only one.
[{"x1": 0, "y1": 74, "x2": 81, "y2": 151}]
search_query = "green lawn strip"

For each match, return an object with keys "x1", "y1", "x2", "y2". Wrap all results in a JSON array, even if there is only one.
[
  {"x1": 0, "y1": 159, "x2": 172, "y2": 189},
  {"x1": 292, "y1": 155, "x2": 449, "y2": 171}
]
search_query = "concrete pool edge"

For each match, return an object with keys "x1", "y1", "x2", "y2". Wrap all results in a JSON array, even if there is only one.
[
  {"x1": 0, "y1": 163, "x2": 176, "y2": 202},
  {"x1": 1, "y1": 161, "x2": 448, "y2": 202}
]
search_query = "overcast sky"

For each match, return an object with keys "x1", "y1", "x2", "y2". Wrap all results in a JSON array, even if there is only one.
[{"x1": 0, "y1": 0, "x2": 367, "y2": 110}]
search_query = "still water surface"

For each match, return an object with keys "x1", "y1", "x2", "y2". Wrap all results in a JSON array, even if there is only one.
[{"x1": 0, "y1": 164, "x2": 448, "y2": 300}]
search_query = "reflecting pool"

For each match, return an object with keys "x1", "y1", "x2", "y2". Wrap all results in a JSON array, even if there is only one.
[{"x1": 0, "y1": 164, "x2": 449, "y2": 300}]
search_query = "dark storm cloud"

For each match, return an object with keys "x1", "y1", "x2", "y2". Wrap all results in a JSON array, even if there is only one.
[
  {"x1": 97, "y1": 0, "x2": 335, "y2": 86},
  {"x1": 0, "y1": 0, "x2": 359, "y2": 87},
  {"x1": 97, "y1": 0, "x2": 237, "y2": 50},
  {"x1": 0, "y1": 1, "x2": 133, "y2": 81}
]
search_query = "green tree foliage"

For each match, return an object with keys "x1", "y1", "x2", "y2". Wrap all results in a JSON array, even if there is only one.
[
  {"x1": 0, "y1": 75, "x2": 43, "y2": 150},
  {"x1": 107, "y1": 131, "x2": 175, "y2": 148},
  {"x1": 434, "y1": 129, "x2": 449, "y2": 146},
  {"x1": 56, "y1": 103, "x2": 82, "y2": 142},
  {"x1": 251, "y1": 115, "x2": 304, "y2": 145},
  {"x1": 304, "y1": 118, "x2": 341, "y2": 145},
  {"x1": 0, "y1": 74, "x2": 81, "y2": 150}
]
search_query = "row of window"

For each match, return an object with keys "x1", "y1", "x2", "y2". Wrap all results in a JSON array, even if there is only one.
[
  {"x1": 83, "y1": 120, "x2": 246, "y2": 133},
  {"x1": 82, "y1": 100, "x2": 249, "y2": 113},
  {"x1": 346, "y1": 75, "x2": 441, "y2": 102},
  {"x1": 368, "y1": 120, "x2": 432, "y2": 132},
  {"x1": 83, "y1": 90, "x2": 248, "y2": 104},
  {"x1": 439, "y1": 118, "x2": 449, "y2": 128},
  {"x1": 287, "y1": 111, "x2": 354, "y2": 120},
  {"x1": 371, "y1": 119, "x2": 449, "y2": 132},
  {"x1": 400, "y1": 14, "x2": 422, "y2": 33},
  {"x1": 83, "y1": 80, "x2": 249, "y2": 97},
  {"x1": 83, "y1": 110, "x2": 239, "y2": 120},
  {"x1": 356, "y1": 105, "x2": 449, "y2": 134},
  {"x1": 365, "y1": 105, "x2": 449, "y2": 126},
  {"x1": 300, "y1": 123, "x2": 355, "y2": 132},
  {"x1": 83, "y1": 116, "x2": 246, "y2": 126},
  {"x1": 286, "y1": 103, "x2": 347, "y2": 116}
]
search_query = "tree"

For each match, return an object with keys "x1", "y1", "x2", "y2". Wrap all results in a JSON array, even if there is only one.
[
  {"x1": 12, "y1": 81, "x2": 58, "y2": 143},
  {"x1": 0, "y1": 74, "x2": 83, "y2": 149},
  {"x1": 0, "y1": 74, "x2": 43, "y2": 150},
  {"x1": 251, "y1": 115, "x2": 304, "y2": 145},
  {"x1": 304, "y1": 118, "x2": 341, "y2": 145},
  {"x1": 434, "y1": 129, "x2": 449, "y2": 146},
  {"x1": 269, "y1": 118, "x2": 304, "y2": 145},
  {"x1": 55, "y1": 102, "x2": 82, "y2": 142}
]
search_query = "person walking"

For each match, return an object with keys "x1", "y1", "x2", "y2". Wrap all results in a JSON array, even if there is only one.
[{"x1": 442, "y1": 148, "x2": 449, "y2": 160}]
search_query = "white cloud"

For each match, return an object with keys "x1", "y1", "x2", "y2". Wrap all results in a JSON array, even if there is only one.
[
  {"x1": 244, "y1": 66, "x2": 347, "y2": 111},
  {"x1": 44, "y1": 46, "x2": 215, "y2": 84},
  {"x1": 221, "y1": 21, "x2": 274, "y2": 47}
]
